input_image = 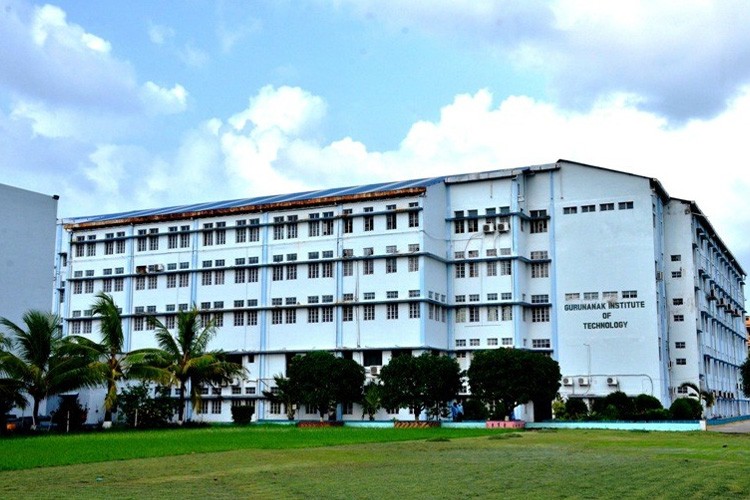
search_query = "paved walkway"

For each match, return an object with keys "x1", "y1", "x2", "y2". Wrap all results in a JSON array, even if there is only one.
[{"x1": 707, "y1": 420, "x2": 750, "y2": 433}]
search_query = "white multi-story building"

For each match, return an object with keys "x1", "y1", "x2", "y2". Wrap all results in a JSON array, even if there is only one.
[
  {"x1": 0, "y1": 183, "x2": 58, "y2": 327},
  {"x1": 54, "y1": 160, "x2": 748, "y2": 421}
]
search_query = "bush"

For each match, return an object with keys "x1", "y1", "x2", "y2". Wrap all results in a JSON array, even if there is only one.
[
  {"x1": 591, "y1": 392, "x2": 634, "y2": 420},
  {"x1": 563, "y1": 398, "x2": 589, "y2": 420},
  {"x1": 231, "y1": 405, "x2": 254, "y2": 425},
  {"x1": 633, "y1": 394, "x2": 662, "y2": 413},
  {"x1": 670, "y1": 397, "x2": 703, "y2": 420},
  {"x1": 119, "y1": 383, "x2": 178, "y2": 428},
  {"x1": 462, "y1": 399, "x2": 489, "y2": 421}
]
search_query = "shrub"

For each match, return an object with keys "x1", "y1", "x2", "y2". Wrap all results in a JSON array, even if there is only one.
[
  {"x1": 669, "y1": 397, "x2": 703, "y2": 420},
  {"x1": 591, "y1": 392, "x2": 634, "y2": 420},
  {"x1": 231, "y1": 405, "x2": 254, "y2": 425},
  {"x1": 462, "y1": 399, "x2": 489, "y2": 421},
  {"x1": 633, "y1": 394, "x2": 663, "y2": 413},
  {"x1": 563, "y1": 398, "x2": 589, "y2": 420}
]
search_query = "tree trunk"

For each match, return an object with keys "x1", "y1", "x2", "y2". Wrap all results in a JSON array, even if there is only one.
[
  {"x1": 32, "y1": 398, "x2": 40, "y2": 429},
  {"x1": 178, "y1": 381, "x2": 186, "y2": 423}
]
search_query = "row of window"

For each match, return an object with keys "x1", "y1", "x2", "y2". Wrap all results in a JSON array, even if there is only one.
[
  {"x1": 75, "y1": 210, "x2": 422, "y2": 257},
  {"x1": 455, "y1": 338, "x2": 551, "y2": 349},
  {"x1": 562, "y1": 201, "x2": 634, "y2": 214},
  {"x1": 564, "y1": 290, "x2": 638, "y2": 301}
]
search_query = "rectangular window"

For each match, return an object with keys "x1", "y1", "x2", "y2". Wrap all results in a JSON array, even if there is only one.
[
  {"x1": 114, "y1": 278, "x2": 124, "y2": 292},
  {"x1": 307, "y1": 308, "x2": 319, "y2": 323},
  {"x1": 531, "y1": 294, "x2": 549, "y2": 304},
  {"x1": 408, "y1": 212, "x2": 419, "y2": 228},
  {"x1": 674, "y1": 315, "x2": 684, "y2": 322},
  {"x1": 342, "y1": 306, "x2": 353, "y2": 322},
  {"x1": 386, "y1": 213, "x2": 397, "y2": 230},
  {"x1": 486, "y1": 262, "x2": 497, "y2": 277},
  {"x1": 387, "y1": 304, "x2": 399, "y2": 319},
  {"x1": 487, "y1": 307, "x2": 499, "y2": 322},
  {"x1": 322, "y1": 220, "x2": 334, "y2": 235},
  {"x1": 622, "y1": 290, "x2": 638, "y2": 299},
  {"x1": 676, "y1": 358, "x2": 687, "y2": 365},
  {"x1": 531, "y1": 263, "x2": 549, "y2": 278},
  {"x1": 532, "y1": 308, "x2": 550, "y2": 322},
  {"x1": 675, "y1": 341, "x2": 686, "y2": 349},
  {"x1": 563, "y1": 206, "x2": 577, "y2": 214},
  {"x1": 147, "y1": 276, "x2": 158, "y2": 289},
  {"x1": 602, "y1": 291, "x2": 618, "y2": 300},
  {"x1": 285, "y1": 309, "x2": 296, "y2": 324},
  {"x1": 201, "y1": 272, "x2": 212, "y2": 286},
  {"x1": 500, "y1": 261, "x2": 511, "y2": 276},
  {"x1": 455, "y1": 339, "x2": 466, "y2": 347},
  {"x1": 409, "y1": 303, "x2": 420, "y2": 318},
  {"x1": 247, "y1": 311, "x2": 258, "y2": 325},
  {"x1": 671, "y1": 255, "x2": 681, "y2": 262},
  {"x1": 408, "y1": 256, "x2": 419, "y2": 272},
  {"x1": 468, "y1": 306, "x2": 480, "y2": 322},
  {"x1": 179, "y1": 273, "x2": 189, "y2": 287},
  {"x1": 565, "y1": 293, "x2": 580, "y2": 301},
  {"x1": 308, "y1": 263, "x2": 320, "y2": 279},
  {"x1": 532, "y1": 339, "x2": 551, "y2": 349},
  {"x1": 321, "y1": 307, "x2": 334, "y2": 323},
  {"x1": 501, "y1": 306, "x2": 513, "y2": 321},
  {"x1": 468, "y1": 262, "x2": 479, "y2": 278},
  {"x1": 386, "y1": 258, "x2": 397, "y2": 274},
  {"x1": 584, "y1": 292, "x2": 598, "y2": 300},
  {"x1": 600, "y1": 203, "x2": 615, "y2": 211},
  {"x1": 248, "y1": 268, "x2": 258, "y2": 282},
  {"x1": 672, "y1": 271, "x2": 682, "y2": 278},
  {"x1": 363, "y1": 305, "x2": 375, "y2": 321},
  {"x1": 530, "y1": 220, "x2": 548, "y2": 234},
  {"x1": 234, "y1": 311, "x2": 245, "y2": 326},
  {"x1": 363, "y1": 215, "x2": 374, "y2": 232},
  {"x1": 272, "y1": 267, "x2": 284, "y2": 281},
  {"x1": 455, "y1": 263, "x2": 466, "y2": 279},
  {"x1": 673, "y1": 298, "x2": 683, "y2": 305},
  {"x1": 618, "y1": 201, "x2": 634, "y2": 210},
  {"x1": 581, "y1": 205, "x2": 595, "y2": 213},
  {"x1": 135, "y1": 276, "x2": 145, "y2": 291}
]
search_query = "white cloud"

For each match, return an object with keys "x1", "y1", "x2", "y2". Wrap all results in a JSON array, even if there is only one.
[
  {"x1": 140, "y1": 82, "x2": 188, "y2": 115},
  {"x1": 228, "y1": 85, "x2": 326, "y2": 135}
]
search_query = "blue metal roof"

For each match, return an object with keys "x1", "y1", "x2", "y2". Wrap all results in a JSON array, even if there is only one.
[{"x1": 66, "y1": 175, "x2": 446, "y2": 224}]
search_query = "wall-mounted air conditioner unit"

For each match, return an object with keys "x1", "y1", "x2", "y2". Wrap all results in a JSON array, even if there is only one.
[
  {"x1": 606, "y1": 377, "x2": 618, "y2": 386},
  {"x1": 577, "y1": 377, "x2": 590, "y2": 386},
  {"x1": 369, "y1": 366, "x2": 381, "y2": 376},
  {"x1": 482, "y1": 223, "x2": 496, "y2": 234},
  {"x1": 562, "y1": 377, "x2": 574, "y2": 386},
  {"x1": 497, "y1": 223, "x2": 510, "y2": 233}
]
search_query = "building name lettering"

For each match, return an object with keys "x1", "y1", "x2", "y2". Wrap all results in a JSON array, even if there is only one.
[{"x1": 563, "y1": 301, "x2": 646, "y2": 312}]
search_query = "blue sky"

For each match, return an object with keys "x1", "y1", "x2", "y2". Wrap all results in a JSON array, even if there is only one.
[{"x1": 2, "y1": 0, "x2": 750, "y2": 268}]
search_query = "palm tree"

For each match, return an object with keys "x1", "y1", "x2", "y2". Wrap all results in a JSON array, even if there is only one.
[
  {"x1": 67, "y1": 292, "x2": 164, "y2": 427},
  {"x1": 149, "y1": 308, "x2": 244, "y2": 422},
  {"x1": 0, "y1": 311, "x2": 96, "y2": 427}
]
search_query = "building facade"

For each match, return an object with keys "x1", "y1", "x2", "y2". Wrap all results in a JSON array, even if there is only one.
[
  {"x1": 0, "y1": 183, "x2": 58, "y2": 327},
  {"x1": 54, "y1": 160, "x2": 748, "y2": 421}
]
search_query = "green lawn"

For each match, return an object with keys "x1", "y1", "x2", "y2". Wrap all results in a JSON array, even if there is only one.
[{"x1": 2, "y1": 427, "x2": 750, "y2": 499}]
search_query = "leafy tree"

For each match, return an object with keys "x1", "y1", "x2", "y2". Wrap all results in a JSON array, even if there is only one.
[
  {"x1": 263, "y1": 375, "x2": 301, "y2": 420},
  {"x1": 67, "y1": 292, "x2": 162, "y2": 426},
  {"x1": 379, "y1": 352, "x2": 462, "y2": 421},
  {"x1": 0, "y1": 311, "x2": 96, "y2": 427},
  {"x1": 118, "y1": 382, "x2": 179, "y2": 428},
  {"x1": 741, "y1": 357, "x2": 750, "y2": 397},
  {"x1": 149, "y1": 308, "x2": 245, "y2": 422},
  {"x1": 468, "y1": 349, "x2": 561, "y2": 420},
  {"x1": 287, "y1": 351, "x2": 365, "y2": 421}
]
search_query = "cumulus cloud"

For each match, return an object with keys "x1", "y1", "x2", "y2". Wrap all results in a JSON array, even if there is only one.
[{"x1": 329, "y1": 0, "x2": 750, "y2": 122}]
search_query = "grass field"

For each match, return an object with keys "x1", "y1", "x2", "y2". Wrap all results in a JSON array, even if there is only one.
[{"x1": 2, "y1": 427, "x2": 750, "y2": 499}]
